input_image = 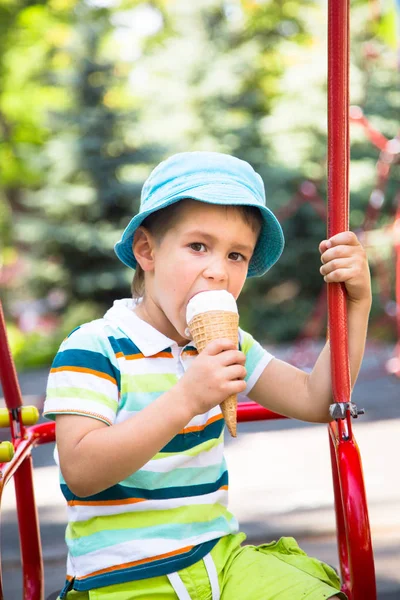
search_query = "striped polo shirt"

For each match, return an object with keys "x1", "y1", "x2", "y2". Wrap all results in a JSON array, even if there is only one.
[{"x1": 43, "y1": 298, "x2": 274, "y2": 591}]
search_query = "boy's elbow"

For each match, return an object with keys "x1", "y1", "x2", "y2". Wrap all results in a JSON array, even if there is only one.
[
  {"x1": 61, "y1": 466, "x2": 101, "y2": 498},
  {"x1": 303, "y1": 410, "x2": 332, "y2": 424},
  {"x1": 304, "y1": 378, "x2": 334, "y2": 423},
  {"x1": 318, "y1": 412, "x2": 334, "y2": 424},
  {"x1": 67, "y1": 481, "x2": 95, "y2": 498},
  {"x1": 307, "y1": 402, "x2": 334, "y2": 424},
  {"x1": 62, "y1": 475, "x2": 86, "y2": 498}
]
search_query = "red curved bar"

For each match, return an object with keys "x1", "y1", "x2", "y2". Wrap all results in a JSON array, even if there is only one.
[
  {"x1": 29, "y1": 421, "x2": 56, "y2": 446},
  {"x1": 0, "y1": 423, "x2": 55, "y2": 600},
  {"x1": 237, "y1": 402, "x2": 286, "y2": 422},
  {"x1": 329, "y1": 428, "x2": 351, "y2": 597},
  {"x1": 0, "y1": 424, "x2": 56, "y2": 488},
  {"x1": 329, "y1": 423, "x2": 376, "y2": 599}
]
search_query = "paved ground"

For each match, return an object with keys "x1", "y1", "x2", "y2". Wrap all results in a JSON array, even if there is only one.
[{"x1": 1, "y1": 341, "x2": 399, "y2": 599}]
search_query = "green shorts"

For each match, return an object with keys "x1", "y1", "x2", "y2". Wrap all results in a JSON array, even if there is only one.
[{"x1": 60, "y1": 533, "x2": 346, "y2": 600}]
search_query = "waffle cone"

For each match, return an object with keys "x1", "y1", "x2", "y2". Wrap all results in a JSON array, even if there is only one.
[{"x1": 188, "y1": 310, "x2": 239, "y2": 437}]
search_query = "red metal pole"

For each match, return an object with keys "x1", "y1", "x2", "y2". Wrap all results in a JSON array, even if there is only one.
[
  {"x1": 0, "y1": 301, "x2": 23, "y2": 412},
  {"x1": 0, "y1": 423, "x2": 55, "y2": 600},
  {"x1": 327, "y1": 0, "x2": 351, "y2": 409},
  {"x1": 328, "y1": 3, "x2": 377, "y2": 598},
  {"x1": 0, "y1": 298, "x2": 49, "y2": 598},
  {"x1": 13, "y1": 455, "x2": 44, "y2": 600}
]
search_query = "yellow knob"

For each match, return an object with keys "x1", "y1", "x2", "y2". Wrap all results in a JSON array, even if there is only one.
[
  {"x1": 0, "y1": 406, "x2": 39, "y2": 427},
  {"x1": 21, "y1": 406, "x2": 40, "y2": 426},
  {"x1": 0, "y1": 409, "x2": 10, "y2": 428},
  {"x1": 0, "y1": 441, "x2": 14, "y2": 463}
]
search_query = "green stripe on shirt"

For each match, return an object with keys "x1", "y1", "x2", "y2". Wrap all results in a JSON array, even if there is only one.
[
  {"x1": 121, "y1": 373, "x2": 178, "y2": 394},
  {"x1": 66, "y1": 503, "x2": 231, "y2": 539},
  {"x1": 46, "y1": 387, "x2": 118, "y2": 412}
]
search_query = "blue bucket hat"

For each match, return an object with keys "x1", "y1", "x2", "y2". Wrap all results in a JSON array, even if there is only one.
[{"x1": 114, "y1": 151, "x2": 284, "y2": 277}]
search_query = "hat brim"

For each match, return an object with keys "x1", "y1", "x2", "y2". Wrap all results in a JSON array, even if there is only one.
[{"x1": 114, "y1": 183, "x2": 284, "y2": 278}]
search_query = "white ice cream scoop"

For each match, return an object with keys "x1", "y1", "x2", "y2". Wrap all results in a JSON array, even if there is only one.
[{"x1": 186, "y1": 291, "x2": 238, "y2": 335}]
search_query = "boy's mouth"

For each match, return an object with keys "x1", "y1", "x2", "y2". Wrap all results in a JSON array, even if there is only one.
[
  {"x1": 188, "y1": 290, "x2": 207, "y2": 303},
  {"x1": 188, "y1": 288, "x2": 228, "y2": 303}
]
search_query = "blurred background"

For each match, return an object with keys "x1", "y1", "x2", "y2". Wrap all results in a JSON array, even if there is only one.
[
  {"x1": 1, "y1": 0, "x2": 400, "y2": 598},
  {"x1": 0, "y1": 0, "x2": 399, "y2": 363}
]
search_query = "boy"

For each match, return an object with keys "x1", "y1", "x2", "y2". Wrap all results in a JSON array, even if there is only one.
[{"x1": 44, "y1": 151, "x2": 371, "y2": 599}]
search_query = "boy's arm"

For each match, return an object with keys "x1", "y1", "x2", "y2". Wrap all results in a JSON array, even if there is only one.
[
  {"x1": 56, "y1": 386, "x2": 194, "y2": 497},
  {"x1": 248, "y1": 297, "x2": 371, "y2": 422},
  {"x1": 249, "y1": 232, "x2": 372, "y2": 423},
  {"x1": 55, "y1": 338, "x2": 246, "y2": 497}
]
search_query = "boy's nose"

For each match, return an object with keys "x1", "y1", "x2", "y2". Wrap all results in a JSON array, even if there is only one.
[{"x1": 203, "y1": 259, "x2": 228, "y2": 282}]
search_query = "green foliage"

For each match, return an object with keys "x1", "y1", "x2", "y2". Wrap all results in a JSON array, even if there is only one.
[
  {"x1": 7, "y1": 300, "x2": 101, "y2": 370},
  {"x1": 1, "y1": 0, "x2": 398, "y2": 369},
  {"x1": 13, "y1": 2, "x2": 164, "y2": 308},
  {"x1": 0, "y1": 1, "x2": 71, "y2": 189}
]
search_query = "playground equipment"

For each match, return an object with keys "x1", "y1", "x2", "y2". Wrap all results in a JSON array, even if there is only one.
[
  {"x1": 275, "y1": 111, "x2": 399, "y2": 375},
  {"x1": 0, "y1": 0, "x2": 377, "y2": 598}
]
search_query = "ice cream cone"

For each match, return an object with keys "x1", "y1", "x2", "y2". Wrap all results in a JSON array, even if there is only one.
[{"x1": 186, "y1": 292, "x2": 240, "y2": 437}]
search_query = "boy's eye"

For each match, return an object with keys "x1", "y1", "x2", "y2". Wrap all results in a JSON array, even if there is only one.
[
  {"x1": 229, "y1": 252, "x2": 246, "y2": 262},
  {"x1": 190, "y1": 243, "x2": 206, "y2": 252}
]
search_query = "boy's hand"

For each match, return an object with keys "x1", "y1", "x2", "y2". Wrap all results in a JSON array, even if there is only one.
[
  {"x1": 319, "y1": 231, "x2": 372, "y2": 304},
  {"x1": 178, "y1": 339, "x2": 247, "y2": 417}
]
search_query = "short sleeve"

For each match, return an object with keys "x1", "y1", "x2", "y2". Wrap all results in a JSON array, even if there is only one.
[
  {"x1": 43, "y1": 323, "x2": 120, "y2": 426},
  {"x1": 238, "y1": 328, "x2": 274, "y2": 395}
]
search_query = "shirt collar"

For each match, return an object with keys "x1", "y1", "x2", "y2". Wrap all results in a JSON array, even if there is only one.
[{"x1": 104, "y1": 298, "x2": 184, "y2": 357}]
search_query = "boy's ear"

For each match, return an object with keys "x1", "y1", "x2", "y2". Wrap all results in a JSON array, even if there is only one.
[{"x1": 132, "y1": 227, "x2": 156, "y2": 272}]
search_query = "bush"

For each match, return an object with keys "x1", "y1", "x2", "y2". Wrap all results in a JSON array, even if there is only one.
[{"x1": 7, "y1": 301, "x2": 102, "y2": 371}]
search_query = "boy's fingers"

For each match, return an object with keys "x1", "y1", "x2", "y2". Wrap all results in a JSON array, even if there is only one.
[
  {"x1": 220, "y1": 350, "x2": 246, "y2": 366},
  {"x1": 225, "y1": 364, "x2": 247, "y2": 380},
  {"x1": 319, "y1": 240, "x2": 329, "y2": 254},
  {"x1": 227, "y1": 379, "x2": 247, "y2": 395},
  {"x1": 327, "y1": 231, "x2": 359, "y2": 247},
  {"x1": 321, "y1": 244, "x2": 359, "y2": 264},
  {"x1": 320, "y1": 257, "x2": 354, "y2": 276},
  {"x1": 204, "y1": 338, "x2": 238, "y2": 355},
  {"x1": 319, "y1": 232, "x2": 360, "y2": 254}
]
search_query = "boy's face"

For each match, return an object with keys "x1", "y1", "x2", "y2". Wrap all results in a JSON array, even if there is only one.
[{"x1": 137, "y1": 200, "x2": 259, "y2": 345}]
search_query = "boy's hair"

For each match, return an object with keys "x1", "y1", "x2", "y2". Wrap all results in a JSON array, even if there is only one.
[{"x1": 131, "y1": 200, "x2": 263, "y2": 299}]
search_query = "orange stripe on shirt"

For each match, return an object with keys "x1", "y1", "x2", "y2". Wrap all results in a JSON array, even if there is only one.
[
  {"x1": 77, "y1": 545, "x2": 194, "y2": 579},
  {"x1": 68, "y1": 497, "x2": 146, "y2": 507},
  {"x1": 116, "y1": 351, "x2": 173, "y2": 360},
  {"x1": 152, "y1": 351, "x2": 174, "y2": 359},
  {"x1": 180, "y1": 412, "x2": 223, "y2": 434},
  {"x1": 122, "y1": 352, "x2": 144, "y2": 360},
  {"x1": 69, "y1": 486, "x2": 229, "y2": 507},
  {"x1": 50, "y1": 366, "x2": 117, "y2": 385}
]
